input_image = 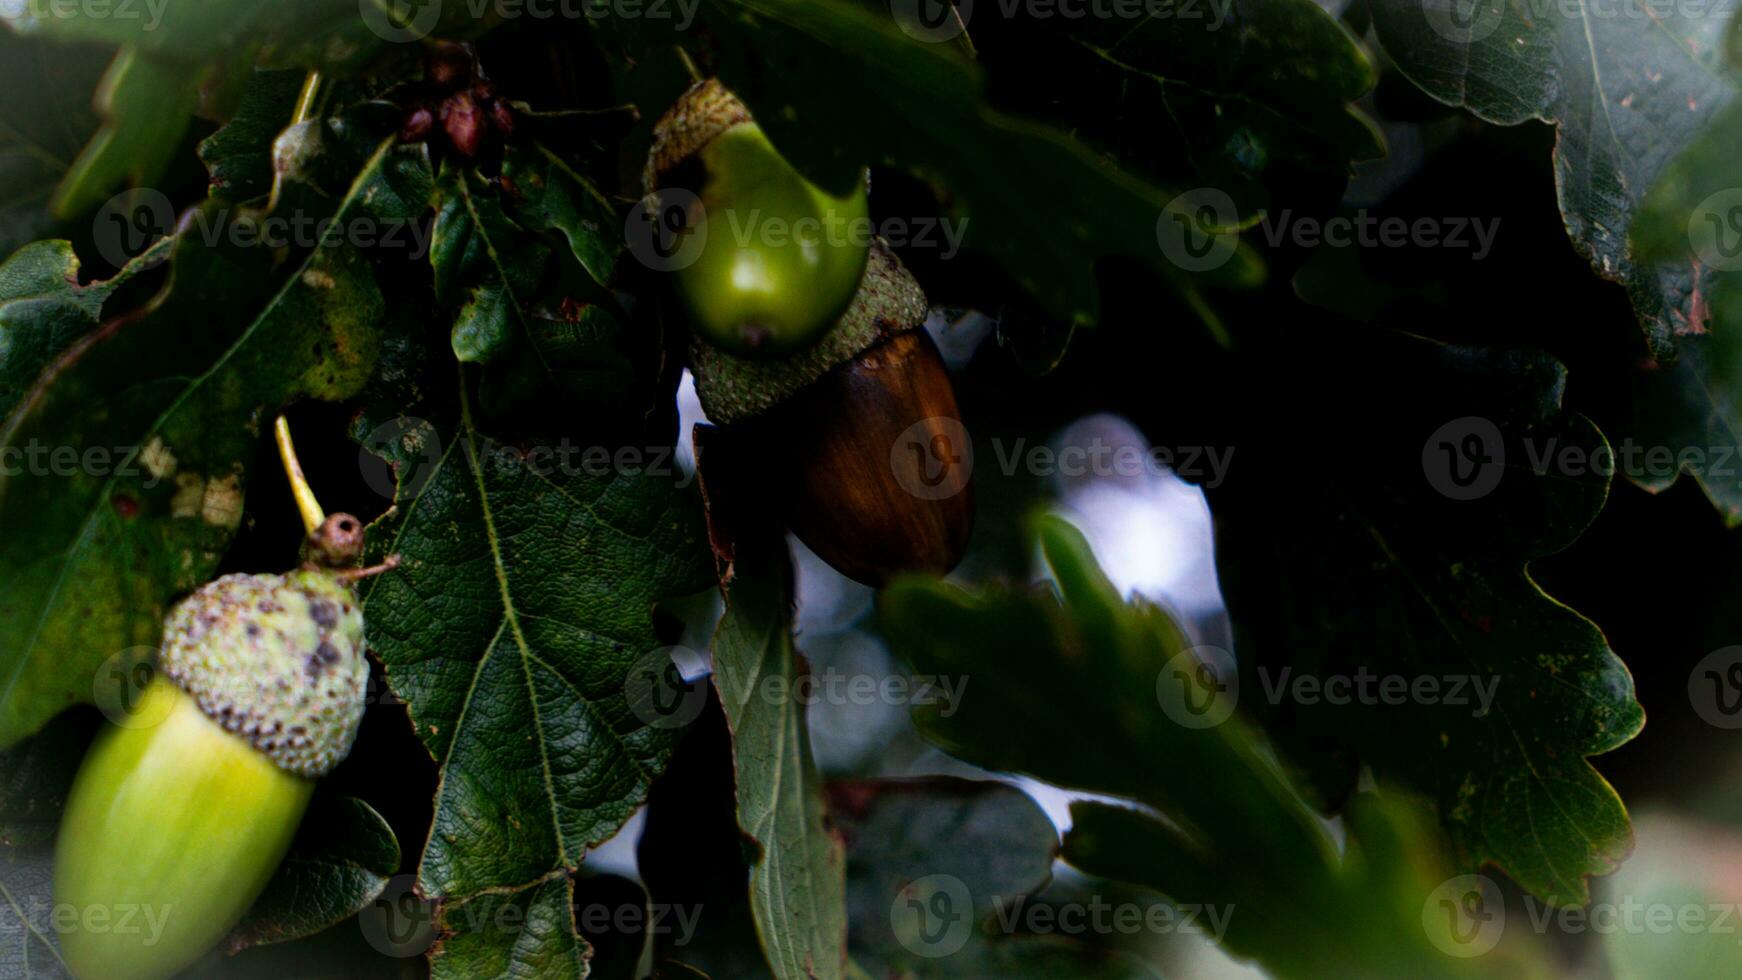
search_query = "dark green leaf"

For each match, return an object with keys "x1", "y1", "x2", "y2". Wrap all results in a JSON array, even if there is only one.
[
  {"x1": 834, "y1": 777, "x2": 1159, "y2": 978},
  {"x1": 1209, "y1": 335, "x2": 1641, "y2": 904},
  {"x1": 229, "y1": 796, "x2": 401, "y2": 952},
  {"x1": 0, "y1": 237, "x2": 168, "y2": 418},
  {"x1": 432, "y1": 873, "x2": 589, "y2": 980},
  {"x1": 1368, "y1": 0, "x2": 1742, "y2": 517},
  {"x1": 359, "y1": 372, "x2": 711, "y2": 898},
  {"x1": 703, "y1": 0, "x2": 1263, "y2": 332},
  {"x1": 707, "y1": 507, "x2": 847, "y2": 980},
  {"x1": 0, "y1": 119, "x2": 432, "y2": 748}
]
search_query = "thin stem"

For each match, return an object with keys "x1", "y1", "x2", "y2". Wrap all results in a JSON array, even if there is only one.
[
  {"x1": 292, "y1": 71, "x2": 324, "y2": 126},
  {"x1": 275, "y1": 415, "x2": 325, "y2": 535},
  {"x1": 674, "y1": 46, "x2": 703, "y2": 84}
]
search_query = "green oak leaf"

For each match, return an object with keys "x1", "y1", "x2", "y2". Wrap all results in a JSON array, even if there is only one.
[
  {"x1": 700, "y1": 0, "x2": 1263, "y2": 333},
  {"x1": 967, "y1": 0, "x2": 1384, "y2": 217},
  {"x1": 1208, "y1": 334, "x2": 1642, "y2": 905},
  {"x1": 228, "y1": 795, "x2": 401, "y2": 952},
  {"x1": 358, "y1": 371, "x2": 711, "y2": 897},
  {"x1": 1633, "y1": 99, "x2": 1742, "y2": 525},
  {"x1": 832, "y1": 776, "x2": 1161, "y2": 978},
  {"x1": 48, "y1": 45, "x2": 200, "y2": 219},
  {"x1": 432, "y1": 873, "x2": 590, "y2": 980},
  {"x1": 0, "y1": 118, "x2": 433, "y2": 748},
  {"x1": 0, "y1": 236, "x2": 167, "y2": 418},
  {"x1": 1367, "y1": 0, "x2": 1742, "y2": 517},
  {"x1": 703, "y1": 480, "x2": 847, "y2": 980},
  {"x1": 881, "y1": 518, "x2": 1550, "y2": 976}
]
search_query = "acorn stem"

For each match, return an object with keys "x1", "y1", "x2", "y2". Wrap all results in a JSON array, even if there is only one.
[
  {"x1": 292, "y1": 71, "x2": 324, "y2": 126},
  {"x1": 275, "y1": 415, "x2": 325, "y2": 535}
]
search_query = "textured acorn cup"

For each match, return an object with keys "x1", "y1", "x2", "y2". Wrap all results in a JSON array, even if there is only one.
[
  {"x1": 693, "y1": 242, "x2": 975, "y2": 586},
  {"x1": 645, "y1": 78, "x2": 870, "y2": 357},
  {"x1": 54, "y1": 514, "x2": 370, "y2": 980}
]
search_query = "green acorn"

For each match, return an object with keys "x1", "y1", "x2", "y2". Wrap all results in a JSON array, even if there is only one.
[
  {"x1": 54, "y1": 418, "x2": 396, "y2": 980},
  {"x1": 646, "y1": 78, "x2": 871, "y2": 356}
]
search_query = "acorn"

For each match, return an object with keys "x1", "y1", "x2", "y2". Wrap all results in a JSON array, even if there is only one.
[
  {"x1": 53, "y1": 419, "x2": 396, "y2": 980},
  {"x1": 645, "y1": 79, "x2": 871, "y2": 357},
  {"x1": 688, "y1": 239, "x2": 975, "y2": 586}
]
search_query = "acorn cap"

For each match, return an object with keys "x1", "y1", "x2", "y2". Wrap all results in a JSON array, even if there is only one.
[
  {"x1": 690, "y1": 238, "x2": 929, "y2": 426},
  {"x1": 643, "y1": 78, "x2": 753, "y2": 194},
  {"x1": 157, "y1": 567, "x2": 367, "y2": 778}
]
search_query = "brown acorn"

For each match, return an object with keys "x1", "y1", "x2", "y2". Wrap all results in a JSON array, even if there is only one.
[
  {"x1": 651, "y1": 81, "x2": 975, "y2": 586},
  {"x1": 688, "y1": 240, "x2": 975, "y2": 586}
]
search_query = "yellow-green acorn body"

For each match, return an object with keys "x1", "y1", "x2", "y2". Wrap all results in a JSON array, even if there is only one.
[
  {"x1": 647, "y1": 79, "x2": 870, "y2": 356},
  {"x1": 55, "y1": 514, "x2": 372, "y2": 980}
]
